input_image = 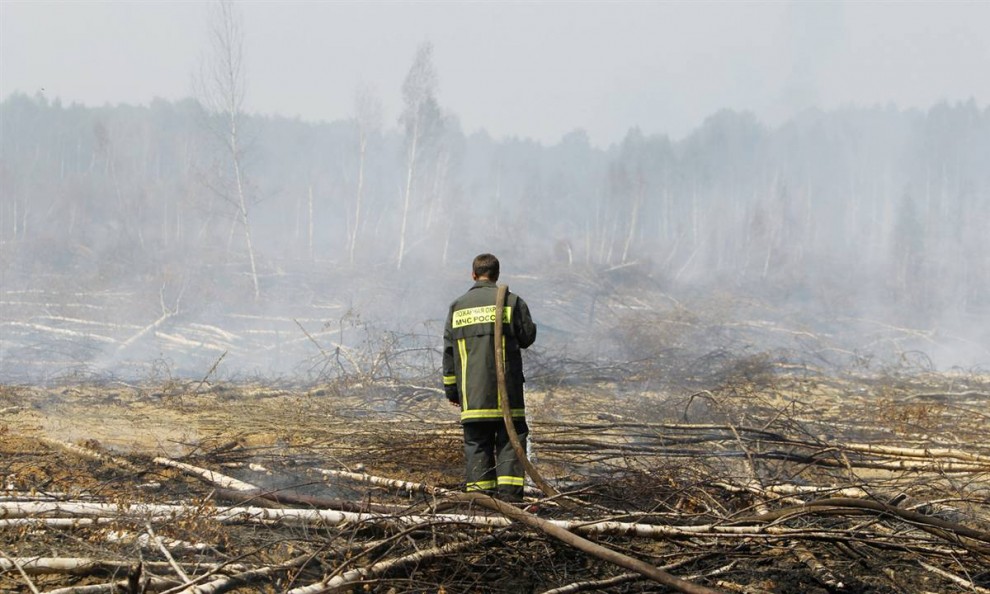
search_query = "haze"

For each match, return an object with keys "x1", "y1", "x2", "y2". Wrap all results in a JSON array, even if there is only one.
[
  {"x1": 3, "y1": 1, "x2": 988, "y2": 146},
  {"x1": 2, "y1": 1, "x2": 989, "y2": 382}
]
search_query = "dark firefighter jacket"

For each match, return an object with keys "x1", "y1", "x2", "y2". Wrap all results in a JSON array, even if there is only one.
[{"x1": 443, "y1": 280, "x2": 537, "y2": 423}]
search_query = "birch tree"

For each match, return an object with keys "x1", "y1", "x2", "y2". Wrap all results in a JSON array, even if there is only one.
[
  {"x1": 197, "y1": 0, "x2": 260, "y2": 298},
  {"x1": 349, "y1": 84, "x2": 382, "y2": 265},
  {"x1": 396, "y1": 42, "x2": 442, "y2": 270}
]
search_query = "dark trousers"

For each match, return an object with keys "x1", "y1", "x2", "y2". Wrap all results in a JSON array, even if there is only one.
[{"x1": 462, "y1": 419, "x2": 528, "y2": 500}]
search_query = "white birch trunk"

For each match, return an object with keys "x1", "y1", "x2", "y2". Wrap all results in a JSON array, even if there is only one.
[
  {"x1": 397, "y1": 116, "x2": 419, "y2": 270},
  {"x1": 349, "y1": 133, "x2": 366, "y2": 265}
]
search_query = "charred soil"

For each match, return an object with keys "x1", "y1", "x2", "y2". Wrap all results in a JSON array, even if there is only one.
[{"x1": 1, "y1": 371, "x2": 989, "y2": 593}]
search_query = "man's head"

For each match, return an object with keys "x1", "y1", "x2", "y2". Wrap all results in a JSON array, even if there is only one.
[{"x1": 472, "y1": 253, "x2": 500, "y2": 281}]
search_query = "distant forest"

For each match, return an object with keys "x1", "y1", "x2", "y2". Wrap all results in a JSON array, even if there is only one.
[{"x1": 2, "y1": 90, "x2": 989, "y2": 328}]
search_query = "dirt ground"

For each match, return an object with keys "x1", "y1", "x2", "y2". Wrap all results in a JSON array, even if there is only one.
[{"x1": 2, "y1": 372, "x2": 989, "y2": 593}]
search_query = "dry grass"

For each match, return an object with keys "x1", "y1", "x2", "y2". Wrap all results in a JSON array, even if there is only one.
[{"x1": 1, "y1": 370, "x2": 989, "y2": 593}]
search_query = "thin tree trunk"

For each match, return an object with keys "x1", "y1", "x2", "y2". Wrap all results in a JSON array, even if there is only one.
[
  {"x1": 621, "y1": 180, "x2": 643, "y2": 263},
  {"x1": 397, "y1": 117, "x2": 419, "y2": 270},
  {"x1": 230, "y1": 130, "x2": 259, "y2": 299},
  {"x1": 349, "y1": 133, "x2": 366, "y2": 265},
  {"x1": 308, "y1": 184, "x2": 314, "y2": 261}
]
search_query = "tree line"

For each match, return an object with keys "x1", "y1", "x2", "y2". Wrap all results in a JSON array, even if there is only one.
[{"x1": 2, "y1": 66, "x2": 988, "y2": 325}]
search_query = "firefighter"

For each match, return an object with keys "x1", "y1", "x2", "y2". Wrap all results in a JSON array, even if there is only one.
[{"x1": 443, "y1": 253, "x2": 537, "y2": 501}]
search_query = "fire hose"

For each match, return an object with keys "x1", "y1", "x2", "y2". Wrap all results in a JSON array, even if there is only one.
[
  {"x1": 493, "y1": 284, "x2": 559, "y2": 498},
  {"x1": 489, "y1": 287, "x2": 725, "y2": 593}
]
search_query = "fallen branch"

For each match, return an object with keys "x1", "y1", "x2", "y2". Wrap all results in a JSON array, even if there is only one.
[
  {"x1": 192, "y1": 350, "x2": 228, "y2": 395},
  {"x1": 175, "y1": 554, "x2": 310, "y2": 594},
  {"x1": 449, "y1": 492, "x2": 723, "y2": 594},
  {"x1": 147, "y1": 522, "x2": 193, "y2": 585},
  {"x1": 729, "y1": 497, "x2": 990, "y2": 548},
  {"x1": 115, "y1": 312, "x2": 175, "y2": 356},
  {"x1": 0, "y1": 549, "x2": 40, "y2": 594},
  {"x1": 918, "y1": 560, "x2": 990, "y2": 594},
  {"x1": 539, "y1": 573, "x2": 641, "y2": 594},
  {"x1": 286, "y1": 536, "x2": 496, "y2": 594}
]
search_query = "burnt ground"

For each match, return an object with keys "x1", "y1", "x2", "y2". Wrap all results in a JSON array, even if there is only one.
[{"x1": 2, "y1": 370, "x2": 989, "y2": 594}]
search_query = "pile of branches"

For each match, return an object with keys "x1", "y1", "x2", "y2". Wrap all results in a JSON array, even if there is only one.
[{"x1": 1, "y1": 416, "x2": 988, "y2": 592}]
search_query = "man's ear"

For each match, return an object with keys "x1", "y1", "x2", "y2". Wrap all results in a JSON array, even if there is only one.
[{"x1": 471, "y1": 272, "x2": 479, "y2": 281}]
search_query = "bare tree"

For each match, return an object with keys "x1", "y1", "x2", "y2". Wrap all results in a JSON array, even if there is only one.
[
  {"x1": 197, "y1": 0, "x2": 260, "y2": 298},
  {"x1": 349, "y1": 83, "x2": 382, "y2": 266},
  {"x1": 396, "y1": 42, "x2": 441, "y2": 270}
]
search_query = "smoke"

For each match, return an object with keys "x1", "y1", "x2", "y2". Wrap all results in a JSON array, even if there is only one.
[{"x1": 1, "y1": 97, "x2": 988, "y2": 384}]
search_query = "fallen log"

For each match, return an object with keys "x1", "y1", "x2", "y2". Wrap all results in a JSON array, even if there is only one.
[
  {"x1": 585, "y1": 446, "x2": 990, "y2": 472},
  {"x1": 104, "y1": 530, "x2": 211, "y2": 554},
  {"x1": 39, "y1": 437, "x2": 142, "y2": 472},
  {"x1": 2, "y1": 321, "x2": 115, "y2": 344},
  {"x1": 212, "y1": 486, "x2": 404, "y2": 514},
  {"x1": 318, "y1": 467, "x2": 544, "y2": 499},
  {"x1": 317, "y1": 468, "x2": 450, "y2": 496},
  {"x1": 1, "y1": 556, "x2": 124, "y2": 576},
  {"x1": 153, "y1": 458, "x2": 259, "y2": 492},
  {"x1": 0, "y1": 549, "x2": 40, "y2": 594},
  {"x1": 0, "y1": 518, "x2": 111, "y2": 528},
  {"x1": 43, "y1": 576, "x2": 181, "y2": 594},
  {"x1": 2, "y1": 499, "x2": 983, "y2": 550},
  {"x1": 829, "y1": 441, "x2": 990, "y2": 464},
  {"x1": 0, "y1": 557, "x2": 239, "y2": 577}
]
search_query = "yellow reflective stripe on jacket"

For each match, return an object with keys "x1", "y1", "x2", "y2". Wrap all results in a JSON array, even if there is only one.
[
  {"x1": 497, "y1": 476, "x2": 525, "y2": 487},
  {"x1": 460, "y1": 408, "x2": 526, "y2": 421},
  {"x1": 443, "y1": 375, "x2": 456, "y2": 386},
  {"x1": 457, "y1": 338, "x2": 469, "y2": 409},
  {"x1": 466, "y1": 480, "x2": 496, "y2": 491},
  {"x1": 451, "y1": 305, "x2": 512, "y2": 329}
]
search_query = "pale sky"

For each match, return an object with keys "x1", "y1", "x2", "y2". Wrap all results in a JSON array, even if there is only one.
[{"x1": 2, "y1": 1, "x2": 989, "y2": 146}]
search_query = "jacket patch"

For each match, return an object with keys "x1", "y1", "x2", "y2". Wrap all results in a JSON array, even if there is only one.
[{"x1": 451, "y1": 305, "x2": 512, "y2": 329}]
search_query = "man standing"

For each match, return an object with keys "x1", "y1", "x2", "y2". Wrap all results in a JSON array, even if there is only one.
[{"x1": 443, "y1": 253, "x2": 537, "y2": 501}]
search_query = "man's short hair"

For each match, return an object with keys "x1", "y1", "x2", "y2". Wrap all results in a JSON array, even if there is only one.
[{"x1": 473, "y1": 253, "x2": 500, "y2": 281}]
